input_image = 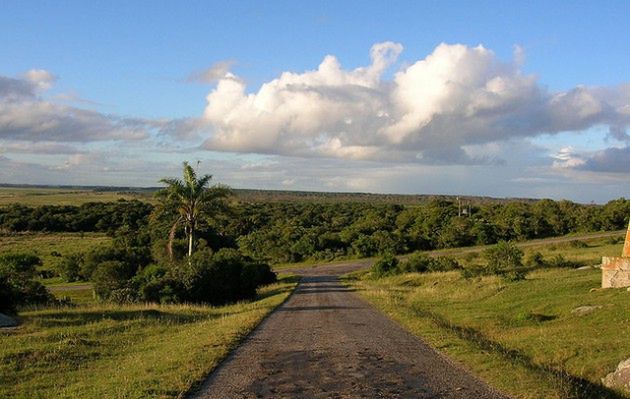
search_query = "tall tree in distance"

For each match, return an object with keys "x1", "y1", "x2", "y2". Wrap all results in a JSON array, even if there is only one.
[{"x1": 157, "y1": 161, "x2": 231, "y2": 261}]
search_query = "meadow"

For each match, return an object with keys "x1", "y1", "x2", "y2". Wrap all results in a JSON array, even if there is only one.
[
  {"x1": 0, "y1": 276, "x2": 297, "y2": 399},
  {"x1": 347, "y1": 237, "x2": 629, "y2": 398},
  {"x1": 0, "y1": 232, "x2": 111, "y2": 281},
  {"x1": 0, "y1": 187, "x2": 154, "y2": 206}
]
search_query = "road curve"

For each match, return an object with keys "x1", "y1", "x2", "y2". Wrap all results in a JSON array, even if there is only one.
[{"x1": 191, "y1": 263, "x2": 509, "y2": 399}]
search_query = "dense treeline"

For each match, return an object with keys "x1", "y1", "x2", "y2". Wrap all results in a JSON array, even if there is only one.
[
  {"x1": 224, "y1": 198, "x2": 630, "y2": 263},
  {"x1": 0, "y1": 200, "x2": 152, "y2": 233},
  {"x1": 1, "y1": 197, "x2": 629, "y2": 265}
]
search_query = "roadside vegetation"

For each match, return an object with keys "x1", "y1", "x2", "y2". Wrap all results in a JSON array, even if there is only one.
[
  {"x1": 0, "y1": 276, "x2": 297, "y2": 399},
  {"x1": 351, "y1": 236, "x2": 629, "y2": 398}
]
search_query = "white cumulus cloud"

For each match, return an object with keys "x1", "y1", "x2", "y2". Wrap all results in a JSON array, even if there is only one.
[{"x1": 197, "y1": 42, "x2": 630, "y2": 165}]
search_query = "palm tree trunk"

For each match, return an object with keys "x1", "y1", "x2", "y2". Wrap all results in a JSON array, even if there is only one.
[{"x1": 188, "y1": 229, "x2": 194, "y2": 258}]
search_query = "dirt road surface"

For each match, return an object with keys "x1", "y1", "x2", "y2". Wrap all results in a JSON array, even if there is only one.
[{"x1": 192, "y1": 263, "x2": 509, "y2": 399}]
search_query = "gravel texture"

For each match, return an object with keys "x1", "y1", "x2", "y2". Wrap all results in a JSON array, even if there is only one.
[{"x1": 192, "y1": 262, "x2": 509, "y2": 399}]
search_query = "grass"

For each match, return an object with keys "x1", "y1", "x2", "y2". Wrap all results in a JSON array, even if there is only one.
[
  {"x1": 0, "y1": 275, "x2": 298, "y2": 399},
  {"x1": 347, "y1": 244, "x2": 630, "y2": 399},
  {"x1": 0, "y1": 187, "x2": 154, "y2": 206},
  {"x1": 0, "y1": 232, "x2": 111, "y2": 280},
  {"x1": 48, "y1": 286, "x2": 95, "y2": 305}
]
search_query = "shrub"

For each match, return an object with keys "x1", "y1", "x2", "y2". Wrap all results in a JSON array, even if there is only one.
[
  {"x1": 0, "y1": 253, "x2": 53, "y2": 313},
  {"x1": 178, "y1": 248, "x2": 276, "y2": 305},
  {"x1": 428, "y1": 256, "x2": 462, "y2": 272},
  {"x1": 390, "y1": 253, "x2": 461, "y2": 276},
  {"x1": 398, "y1": 252, "x2": 433, "y2": 273},
  {"x1": 134, "y1": 263, "x2": 183, "y2": 303},
  {"x1": 371, "y1": 254, "x2": 399, "y2": 278},
  {"x1": 57, "y1": 253, "x2": 84, "y2": 282},
  {"x1": 461, "y1": 241, "x2": 527, "y2": 281},
  {"x1": 483, "y1": 241, "x2": 527, "y2": 281},
  {"x1": 92, "y1": 260, "x2": 136, "y2": 300}
]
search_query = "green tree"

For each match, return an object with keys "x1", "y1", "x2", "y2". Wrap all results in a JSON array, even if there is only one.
[
  {"x1": 157, "y1": 162, "x2": 231, "y2": 261},
  {"x1": 483, "y1": 241, "x2": 526, "y2": 281}
]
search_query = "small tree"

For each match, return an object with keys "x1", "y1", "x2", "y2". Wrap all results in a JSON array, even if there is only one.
[
  {"x1": 483, "y1": 241, "x2": 526, "y2": 281},
  {"x1": 157, "y1": 162, "x2": 231, "y2": 261},
  {"x1": 0, "y1": 253, "x2": 53, "y2": 313}
]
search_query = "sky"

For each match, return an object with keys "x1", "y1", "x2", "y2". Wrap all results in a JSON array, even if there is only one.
[{"x1": 0, "y1": 0, "x2": 629, "y2": 203}]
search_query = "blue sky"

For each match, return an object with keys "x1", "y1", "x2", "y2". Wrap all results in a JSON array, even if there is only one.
[{"x1": 0, "y1": 1, "x2": 629, "y2": 202}]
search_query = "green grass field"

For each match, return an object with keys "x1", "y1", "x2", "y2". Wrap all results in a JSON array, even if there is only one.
[
  {"x1": 0, "y1": 232, "x2": 111, "y2": 279},
  {"x1": 347, "y1": 238, "x2": 629, "y2": 398},
  {"x1": 0, "y1": 276, "x2": 297, "y2": 399},
  {"x1": 0, "y1": 187, "x2": 155, "y2": 206}
]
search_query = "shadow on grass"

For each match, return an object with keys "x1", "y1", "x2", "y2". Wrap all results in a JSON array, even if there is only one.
[{"x1": 413, "y1": 307, "x2": 624, "y2": 399}]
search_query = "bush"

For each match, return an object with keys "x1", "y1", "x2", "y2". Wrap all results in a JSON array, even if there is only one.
[
  {"x1": 134, "y1": 263, "x2": 183, "y2": 304},
  {"x1": 398, "y1": 252, "x2": 433, "y2": 273},
  {"x1": 92, "y1": 260, "x2": 136, "y2": 300},
  {"x1": 428, "y1": 256, "x2": 461, "y2": 272},
  {"x1": 57, "y1": 253, "x2": 84, "y2": 282},
  {"x1": 181, "y1": 248, "x2": 275, "y2": 305},
  {"x1": 371, "y1": 254, "x2": 399, "y2": 278},
  {"x1": 483, "y1": 241, "x2": 527, "y2": 281},
  {"x1": 0, "y1": 253, "x2": 53, "y2": 313}
]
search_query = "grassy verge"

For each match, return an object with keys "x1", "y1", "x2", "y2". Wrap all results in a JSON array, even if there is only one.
[
  {"x1": 0, "y1": 276, "x2": 298, "y2": 399},
  {"x1": 346, "y1": 267, "x2": 629, "y2": 398}
]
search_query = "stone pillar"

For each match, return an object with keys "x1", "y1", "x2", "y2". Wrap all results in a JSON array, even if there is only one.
[
  {"x1": 602, "y1": 220, "x2": 630, "y2": 288},
  {"x1": 624, "y1": 220, "x2": 630, "y2": 257}
]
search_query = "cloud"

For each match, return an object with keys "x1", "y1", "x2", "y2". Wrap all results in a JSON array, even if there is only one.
[
  {"x1": 0, "y1": 76, "x2": 37, "y2": 99},
  {"x1": 22, "y1": 69, "x2": 56, "y2": 91},
  {"x1": 0, "y1": 141, "x2": 82, "y2": 154},
  {"x1": 551, "y1": 146, "x2": 586, "y2": 169},
  {"x1": 196, "y1": 42, "x2": 630, "y2": 165},
  {"x1": 0, "y1": 70, "x2": 154, "y2": 143},
  {"x1": 552, "y1": 145, "x2": 630, "y2": 174},
  {"x1": 187, "y1": 60, "x2": 236, "y2": 84}
]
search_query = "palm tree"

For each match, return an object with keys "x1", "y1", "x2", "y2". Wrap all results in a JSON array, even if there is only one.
[{"x1": 158, "y1": 161, "x2": 231, "y2": 261}]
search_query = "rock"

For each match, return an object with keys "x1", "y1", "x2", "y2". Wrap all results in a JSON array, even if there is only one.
[
  {"x1": 0, "y1": 313, "x2": 18, "y2": 328},
  {"x1": 603, "y1": 358, "x2": 630, "y2": 392},
  {"x1": 571, "y1": 305, "x2": 603, "y2": 316}
]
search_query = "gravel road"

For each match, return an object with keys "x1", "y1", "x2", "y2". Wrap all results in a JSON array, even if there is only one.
[{"x1": 192, "y1": 262, "x2": 509, "y2": 399}]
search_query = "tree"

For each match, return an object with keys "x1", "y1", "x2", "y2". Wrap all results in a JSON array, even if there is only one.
[
  {"x1": 157, "y1": 162, "x2": 231, "y2": 261},
  {"x1": 483, "y1": 241, "x2": 526, "y2": 281}
]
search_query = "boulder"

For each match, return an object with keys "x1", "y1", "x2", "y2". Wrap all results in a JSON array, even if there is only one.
[
  {"x1": 603, "y1": 358, "x2": 630, "y2": 392},
  {"x1": 570, "y1": 305, "x2": 602, "y2": 316},
  {"x1": 0, "y1": 312, "x2": 18, "y2": 328}
]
